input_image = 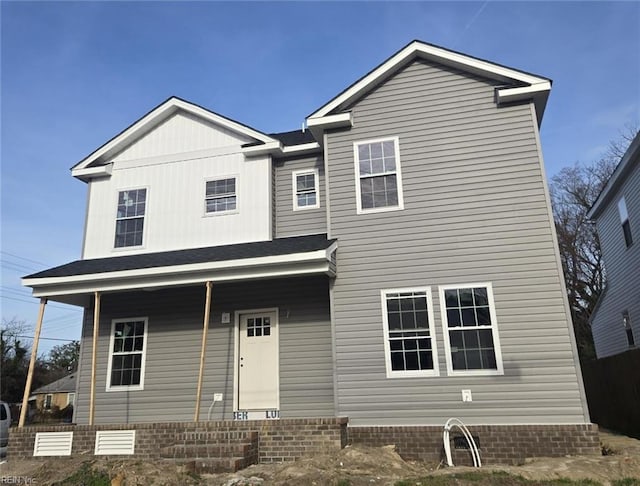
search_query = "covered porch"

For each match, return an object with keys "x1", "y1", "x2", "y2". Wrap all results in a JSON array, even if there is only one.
[{"x1": 21, "y1": 234, "x2": 337, "y2": 427}]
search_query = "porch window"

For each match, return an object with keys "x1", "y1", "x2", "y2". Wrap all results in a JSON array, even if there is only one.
[
  {"x1": 107, "y1": 318, "x2": 147, "y2": 391},
  {"x1": 115, "y1": 188, "x2": 147, "y2": 248},
  {"x1": 354, "y1": 137, "x2": 404, "y2": 214},
  {"x1": 206, "y1": 177, "x2": 237, "y2": 214},
  {"x1": 440, "y1": 283, "x2": 504, "y2": 376},
  {"x1": 292, "y1": 169, "x2": 320, "y2": 210},
  {"x1": 381, "y1": 288, "x2": 438, "y2": 377}
]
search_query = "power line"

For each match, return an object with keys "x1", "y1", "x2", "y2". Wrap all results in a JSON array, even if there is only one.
[
  {"x1": 0, "y1": 251, "x2": 51, "y2": 267},
  {"x1": 0, "y1": 294, "x2": 83, "y2": 311},
  {"x1": 15, "y1": 335, "x2": 75, "y2": 342}
]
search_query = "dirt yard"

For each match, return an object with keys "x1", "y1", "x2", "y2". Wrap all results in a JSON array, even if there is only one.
[{"x1": 1, "y1": 430, "x2": 639, "y2": 485}]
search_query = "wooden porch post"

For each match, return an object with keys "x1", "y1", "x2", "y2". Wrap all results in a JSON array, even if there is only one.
[
  {"x1": 18, "y1": 298, "x2": 47, "y2": 427},
  {"x1": 89, "y1": 291, "x2": 101, "y2": 426},
  {"x1": 194, "y1": 281, "x2": 213, "y2": 422}
]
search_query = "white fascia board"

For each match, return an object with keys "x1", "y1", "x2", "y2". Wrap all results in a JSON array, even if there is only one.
[
  {"x1": 309, "y1": 41, "x2": 550, "y2": 119},
  {"x1": 23, "y1": 249, "x2": 332, "y2": 289},
  {"x1": 495, "y1": 82, "x2": 551, "y2": 104},
  {"x1": 26, "y1": 260, "x2": 334, "y2": 297},
  {"x1": 71, "y1": 163, "x2": 113, "y2": 180},
  {"x1": 73, "y1": 97, "x2": 275, "y2": 173},
  {"x1": 281, "y1": 142, "x2": 322, "y2": 155},
  {"x1": 241, "y1": 141, "x2": 282, "y2": 157},
  {"x1": 306, "y1": 112, "x2": 353, "y2": 129}
]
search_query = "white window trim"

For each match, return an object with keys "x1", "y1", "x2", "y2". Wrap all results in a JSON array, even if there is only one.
[
  {"x1": 203, "y1": 175, "x2": 239, "y2": 217},
  {"x1": 67, "y1": 392, "x2": 76, "y2": 407},
  {"x1": 439, "y1": 282, "x2": 504, "y2": 377},
  {"x1": 618, "y1": 197, "x2": 629, "y2": 223},
  {"x1": 381, "y1": 287, "x2": 439, "y2": 378},
  {"x1": 292, "y1": 169, "x2": 320, "y2": 211},
  {"x1": 106, "y1": 317, "x2": 148, "y2": 392},
  {"x1": 353, "y1": 136, "x2": 404, "y2": 215},
  {"x1": 113, "y1": 186, "x2": 149, "y2": 251}
]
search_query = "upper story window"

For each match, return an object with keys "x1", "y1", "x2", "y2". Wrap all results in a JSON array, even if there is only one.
[
  {"x1": 206, "y1": 177, "x2": 237, "y2": 214},
  {"x1": 115, "y1": 188, "x2": 146, "y2": 248},
  {"x1": 623, "y1": 311, "x2": 635, "y2": 347},
  {"x1": 439, "y1": 283, "x2": 504, "y2": 376},
  {"x1": 107, "y1": 318, "x2": 147, "y2": 391},
  {"x1": 292, "y1": 169, "x2": 320, "y2": 210},
  {"x1": 618, "y1": 197, "x2": 633, "y2": 247},
  {"x1": 354, "y1": 137, "x2": 404, "y2": 214}
]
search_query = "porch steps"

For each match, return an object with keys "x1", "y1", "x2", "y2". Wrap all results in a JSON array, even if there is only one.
[{"x1": 160, "y1": 430, "x2": 259, "y2": 473}]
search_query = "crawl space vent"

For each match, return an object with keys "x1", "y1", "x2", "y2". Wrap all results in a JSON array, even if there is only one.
[
  {"x1": 33, "y1": 432, "x2": 73, "y2": 456},
  {"x1": 94, "y1": 430, "x2": 136, "y2": 455}
]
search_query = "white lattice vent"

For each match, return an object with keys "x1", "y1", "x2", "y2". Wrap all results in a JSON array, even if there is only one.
[
  {"x1": 33, "y1": 432, "x2": 73, "y2": 456},
  {"x1": 94, "y1": 430, "x2": 136, "y2": 455}
]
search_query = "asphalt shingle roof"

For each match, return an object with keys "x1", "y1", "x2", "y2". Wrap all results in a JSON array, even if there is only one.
[
  {"x1": 25, "y1": 234, "x2": 335, "y2": 279},
  {"x1": 32, "y1": 373, "x2": 76, "y2": 394}
]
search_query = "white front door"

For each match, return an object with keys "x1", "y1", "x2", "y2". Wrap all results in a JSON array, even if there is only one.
[{"x1": 238, "y1": 311, "x2": 279, "y2": 410}]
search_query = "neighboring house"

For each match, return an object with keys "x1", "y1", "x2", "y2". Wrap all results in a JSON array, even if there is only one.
[
  {"x1": 31, "y1": 373, "x2": 77, "y2": 412},
  {"x1": 22, "y1": 41, "x2": 593, "y2": 455},
  {"x1": 587, "y1": 131, "x2": 639, "y2": 358}
]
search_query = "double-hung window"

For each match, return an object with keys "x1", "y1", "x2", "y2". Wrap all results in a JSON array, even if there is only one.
[
  {"x1": 439, "y1": 283, "x2": 503, "y2": 375},
  {"x1": 618, "y1": 197, "x2": 633, "y2": 247},
  {"x1": 107, "y1": 318, "x2": 147, "y2": 391},
  {"x1": 292, "y1": 169, "x2": 320, "y2": 210},
  {"x1": 206, "y1": 177, "x2": 237, "y2": 214},
  {"x1": 354, "y1": 137, "x2": 404, "y2": 213},
  {"x1": 381, "y1": 288, "x2": 438, "y2": 377},
  {"x1": 115, "y1": 189, "x2": 146, "y2": 248}
]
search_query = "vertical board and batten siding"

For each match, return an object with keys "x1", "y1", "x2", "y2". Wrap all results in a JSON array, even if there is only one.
[
  {"x1": 274, "y1": 155, "x2": 327, "y2": 237},
  {"x1": 74, "y1": 276, "x2": 334, "y2": 424},
  {"x1": 83, "y1": 111, "x2": 272, "y2": 259},
  {"x1": 591, "y1": 159, "x2": 640, "y2": 358},
  {"x1": 326, "y1": 59, "x2": 589, "y2": 425}
]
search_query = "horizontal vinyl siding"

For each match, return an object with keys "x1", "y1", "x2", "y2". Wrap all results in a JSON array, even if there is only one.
[
  {"x1": 327, "y1": 59, "x2": 587, "y2": 426},
  {"x1": 591, "y1": 160, "x2": 640, "y2": 358},
  {"x1": 74, "y1": 276, "x2": 333, "y2": 424},
  {"x1": 274, "y1": 155, "x2": 327, "y2": 237}
]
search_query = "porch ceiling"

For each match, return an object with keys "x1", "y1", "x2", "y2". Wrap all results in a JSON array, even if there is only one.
[{"x1": 22, "y1": 234, "x2": 337, "y2": 306}]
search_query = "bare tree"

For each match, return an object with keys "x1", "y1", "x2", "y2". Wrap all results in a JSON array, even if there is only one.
[{"x1": 550, "y1": 125, "x2": 638, "y2": 361}]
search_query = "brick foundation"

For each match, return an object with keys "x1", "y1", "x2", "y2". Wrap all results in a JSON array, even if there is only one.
[
  {"x1": 349, "y1": 423, "x2": 601, "y2": 465},
  {"x1": 8, "y1": 417, "x2": 348, "y2": 463},
  {"x1": 9, "y1": 420, "x2": 600, "y2": 466}
]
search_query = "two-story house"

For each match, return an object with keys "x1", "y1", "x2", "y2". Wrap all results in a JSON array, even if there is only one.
[
  {"x1": 587, "y1": 131, "x2": 639, "y2": 358},
  {"x1": 20, "y1": 40, "x2": 597, "y2": 463}
]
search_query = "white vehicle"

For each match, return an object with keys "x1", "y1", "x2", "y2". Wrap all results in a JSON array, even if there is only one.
[{"x1": 0, "y1": 401, "x2": 10, "y2": 457}]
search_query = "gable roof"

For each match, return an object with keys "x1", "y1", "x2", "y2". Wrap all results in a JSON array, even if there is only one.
[
  {"x1": 32, "y1": 373, "x2": 76, "y2": 395},
  {"x1": 307, "y1": 40, "x2": 552, "y2": 125},
  {"x1": 71, "y1": 96, "x2": 276, "y2": 179},
  {"x1": 587, "y1": 130, "x2": 640, "y2": 220}
]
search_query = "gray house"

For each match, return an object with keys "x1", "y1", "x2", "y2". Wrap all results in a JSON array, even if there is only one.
[
  {"x1": 21, "y1": 41, "x2": 597, "y2": 462},
  {"x1": 587, "y1": 131, "x2": 639, "y2": 358}
]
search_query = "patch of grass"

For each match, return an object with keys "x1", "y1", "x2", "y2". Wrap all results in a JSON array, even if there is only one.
[
  {"x1": 395, "y1": 471, "x2": 604, "y2": 485},
  {"x1": 53, "y1": 462, "x2": 111, "y2": 486},
  {"x1": 336, "y1": 479, "x2": 352, "y2": 486},
  {"x1": 612, "y1": 479, "x2": 640, "y2": 486}
]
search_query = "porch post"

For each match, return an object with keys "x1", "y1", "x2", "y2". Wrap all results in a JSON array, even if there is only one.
[
  {"x1": 89, "y1": 291, "x2": 101, "y2": 426},
  {"x1": 194, "y1": 281, "x2": 213, "y2": 422},
  {"x1": 18, "y1": 298, "x2": 47, "y2": 427}
]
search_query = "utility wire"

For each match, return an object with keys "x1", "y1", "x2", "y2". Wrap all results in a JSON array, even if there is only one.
[
  {"x1": 0, "y1": 251, "x2": 51, "y2": 267},
  {"x1": 15, "y1": 335, "x2": 75, "y2": 342}
]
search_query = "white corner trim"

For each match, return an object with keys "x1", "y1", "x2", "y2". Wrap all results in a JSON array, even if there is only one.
[{"x1": 309, "y1": 41, "x2": 551, "y2": 119}]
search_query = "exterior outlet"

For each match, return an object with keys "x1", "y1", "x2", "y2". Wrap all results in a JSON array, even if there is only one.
[
  {"x1": 462, "y1": 390, "x2": 472, "y2": 402},
  {"x1": 213, "y1": 393, "x2": 223, "y2": 402}
]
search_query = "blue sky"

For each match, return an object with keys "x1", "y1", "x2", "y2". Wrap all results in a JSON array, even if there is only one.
[{"x1": 1, "y1": 1, "x2": 639, "y2": 354}]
